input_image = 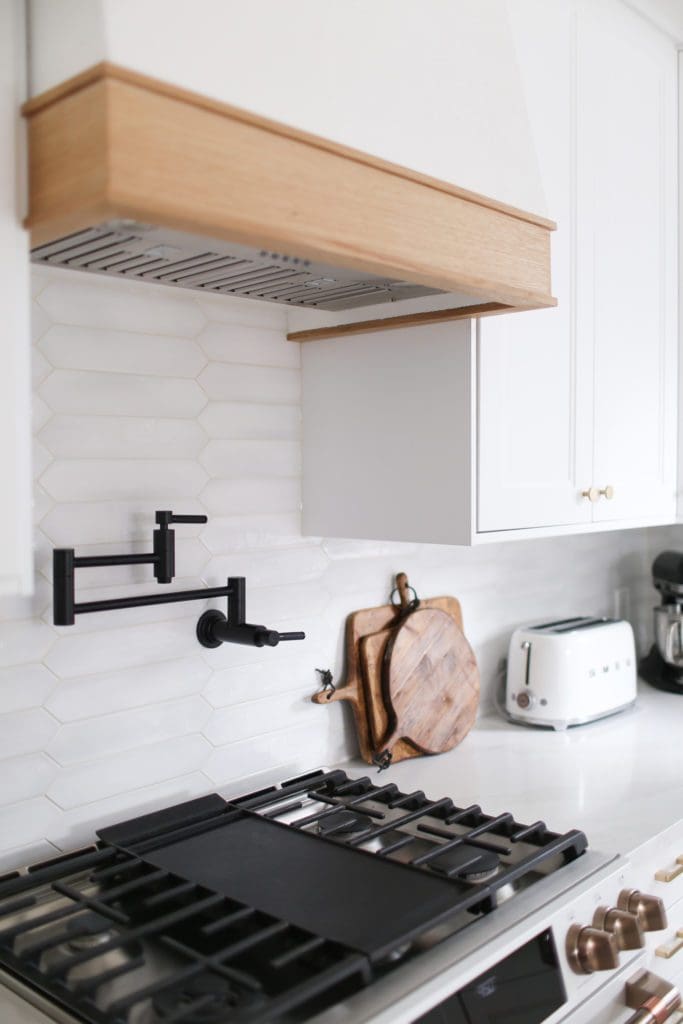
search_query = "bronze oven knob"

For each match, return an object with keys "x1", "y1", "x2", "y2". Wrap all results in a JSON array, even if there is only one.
[
  {"x1": 618, "y1": 890, "x2": 668, "y2": 932},
  {"x1": 566, "y1": 924, "x2": 620, "y2": 974},
  {"x1": 593, "y1": 905, "x2": 645, "y2": 950}
]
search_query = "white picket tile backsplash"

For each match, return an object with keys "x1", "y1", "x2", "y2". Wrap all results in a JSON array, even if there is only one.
[
  {"x1": 45, "y1": 735, "x2": 213, "y2": 811},
  {"x1": 39, "y1": 325, "x2": 207, "y2": 377},
  {"x1": 40, "y1": 415, "x2": 208, "y2": 460},
  {"x1": 0, "y1": 263, "x2": 674, "y2": 870},
  {"x1": 46, "y1": 696, "x2": 212, "y2": 765},
  {"x1": 199, "y1": 402, "x2": 301, "y2": 440},
  {"x1": 199, "y1": 439, "x2": 301, "y2": 478},
  {"x1": 0, "y1": 709, "x2": 59, "y2": 760},
  {"x1": 38, "y1": 275, "x2": 206, "y2": 336},
  {"x1": 40, "y1": 370, "x2": 208, "y2": 418},
  {"x1": 0, "y1": 755, "x2": 57, "y2": 805},
  {"x1": 0, "y1": 665, "x2": 56, "y2": 713},
  {"x1": 197, "y1": 322, "x2": 300, "y2": 368},
  {"x1": 201, "y1": 477, "x2": 301, "y2": 516},
  {"x1": 45, "y1": 657, "x2": 211, "y2": 721},
  {"x1": 197, "y1": 363, "x2": 301, "y2": 404},
  {"x1": 40, "y1": 459, "x2": 209, "y2": 503}
]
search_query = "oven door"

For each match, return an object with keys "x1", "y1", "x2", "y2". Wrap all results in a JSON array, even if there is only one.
[{"x1": 413, "y1": 929, "x2": 566, "y2": 1023}]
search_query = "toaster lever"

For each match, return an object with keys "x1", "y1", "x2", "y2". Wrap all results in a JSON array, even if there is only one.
[{"x1": 521, "y1": 640, "x2": 532, "y2": 686}]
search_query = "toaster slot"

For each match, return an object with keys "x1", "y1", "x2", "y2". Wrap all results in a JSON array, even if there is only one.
[
  {"x1": 521, "y1": 640, "x2": 532, "y2": 686},
  {"x1": 528, "y1": 617, "x2": 587, "y2": 631},
  {"x1": 550, "y1": 617, "x2": 614, "y2": 633}
]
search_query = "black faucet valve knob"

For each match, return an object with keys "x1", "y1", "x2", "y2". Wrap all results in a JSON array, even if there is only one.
[{"x1": 196, "y1": 609, "x2": 226, "y2": 649}]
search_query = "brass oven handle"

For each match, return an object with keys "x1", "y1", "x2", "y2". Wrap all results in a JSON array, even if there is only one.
[{"x1": 625, "y1": 970, "x2": 681, "y2": 1023}]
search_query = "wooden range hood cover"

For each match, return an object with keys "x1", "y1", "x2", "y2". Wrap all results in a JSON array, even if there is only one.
[{"x1": 23, "y1": 63, "x2": 556, "y2": 341}]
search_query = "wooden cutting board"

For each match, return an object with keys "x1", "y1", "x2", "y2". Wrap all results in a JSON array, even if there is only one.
[
  {"x1": 312, "y1": 586, "x2": 474, "y2": 766},
  {"x1": 378, "y1": 607, "x2": 479, "y2": 761},
  {"x1": 359, "y1": 595, "x2": 464, "y2": 756}
]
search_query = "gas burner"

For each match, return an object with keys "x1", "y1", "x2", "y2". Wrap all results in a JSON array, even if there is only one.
[
  {"x1": 66, "y1": 912, "x2": 117, "y2": 951},
  {"x1": 315, "y1": 809, "x2": 374, "y2": 836},
  {"x1": 432, "y1": 845, "x2": 501, "y2": 883},
  {"x1": 152, "y1": 973, "x2": 267, "y2": 1023}
]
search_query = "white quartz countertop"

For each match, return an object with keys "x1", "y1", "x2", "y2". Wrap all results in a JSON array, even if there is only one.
[{"x1": 341, "y1": 682, "x2": 683, "y2": 859}]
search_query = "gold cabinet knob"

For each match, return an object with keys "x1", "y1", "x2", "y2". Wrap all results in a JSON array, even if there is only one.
[
  {"x1": 582, "y1": 486, "x2": 600, "y2": 503},
  {"x1": 599, "y1": 485, "x2": 615, "y2": 500},
  {"x1": 566, "y1": 923, "x2": 619, "y2": 974},
  {"x1": 593, "y1": 905, "x2": 645, "y2": 950},
  {"x1": 618, "y1": 889, "x2": 668, "y2": 932}
]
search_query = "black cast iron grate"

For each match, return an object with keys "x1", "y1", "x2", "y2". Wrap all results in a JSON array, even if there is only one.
[{"x1": 0, "y1": 769, "x2": 587, "y2": 1023}]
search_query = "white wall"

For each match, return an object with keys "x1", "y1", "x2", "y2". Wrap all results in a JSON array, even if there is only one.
[
  {"x1": 26, "y1": 0, "x2": 547, "y2": 217},
  {"x1": 0, "y1": 0, "x2": 32, "y2": 595},
  {"x1": 0, "y1": 265, "x2": 676, "y2": 872}
]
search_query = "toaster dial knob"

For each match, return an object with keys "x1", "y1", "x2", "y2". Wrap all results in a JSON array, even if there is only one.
[
  {"x1": 566, "y1": 924, "x2": 620, "y2": 974},
  {"x1": 516, "y1": 691, "x2": 534, "y2": 710},
  {"x1": 618, "y1": 890, "x2": 667, "y2": 932}
]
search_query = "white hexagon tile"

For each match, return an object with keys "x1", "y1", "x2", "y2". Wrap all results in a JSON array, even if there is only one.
[{"x1": 0, "y1": 262, "x2": 665, "y2": 872}]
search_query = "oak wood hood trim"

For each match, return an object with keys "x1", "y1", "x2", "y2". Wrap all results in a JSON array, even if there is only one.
[
  {"x1": 287, "y1": 302, "x2": 518, "y2": 342},
  {"x1": 23, "y1": 62, "x2": 556, "y2": 326}
]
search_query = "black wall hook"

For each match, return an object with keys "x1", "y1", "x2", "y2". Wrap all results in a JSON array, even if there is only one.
[{"x1": 52, "y1": 510, "x2": 306, "y2": 650}]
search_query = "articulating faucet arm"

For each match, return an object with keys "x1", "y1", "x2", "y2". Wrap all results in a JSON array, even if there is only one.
[{"x1": 53, "y1": 509, "x2": 207, "y2": 625}]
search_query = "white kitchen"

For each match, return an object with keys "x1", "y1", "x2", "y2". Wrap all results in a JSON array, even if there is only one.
[{"x1": 2, "y1": 1, "x2": 683, "y2": 1021}]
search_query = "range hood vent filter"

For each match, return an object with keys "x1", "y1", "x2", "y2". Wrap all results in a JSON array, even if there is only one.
[{"x1": 31, "y1": 222, "x2": 442, "y2": 312}]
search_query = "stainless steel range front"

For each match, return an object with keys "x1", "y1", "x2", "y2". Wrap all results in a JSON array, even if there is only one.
[{"x1": 0, "y1": 769, "x2": 676, "y2": 1024}]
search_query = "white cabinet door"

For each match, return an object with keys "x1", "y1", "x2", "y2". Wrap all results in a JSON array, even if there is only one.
[
  {"x1": 578, "y1": 0, "x2": 678, "y2": 524},
  {"x1": 477, "y1": 0, "x2": 594, "y2": 533},
  {"x1": 478, "y1": 0, "x2": 677, "y2": 537},
  {"x1": 0, "y1": 0, "x2": 33, "y2": 595}
]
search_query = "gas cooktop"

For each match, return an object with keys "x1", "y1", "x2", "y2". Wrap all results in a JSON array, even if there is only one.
[{"x1": 0, "y1": 769, "x2": 588, "y2": 1024}]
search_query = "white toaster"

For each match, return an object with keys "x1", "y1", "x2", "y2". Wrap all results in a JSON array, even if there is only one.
[{"x1": 505, "y1": 616, "x2": 636, "y2": 730}]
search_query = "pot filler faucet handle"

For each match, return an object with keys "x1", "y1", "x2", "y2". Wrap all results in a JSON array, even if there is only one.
[
  {"x1": 196, "y1": 577, "x2": 306, "y2": 648},
  {"x1": 154, "y1": 510, "x2": 208, "y2": 583}
]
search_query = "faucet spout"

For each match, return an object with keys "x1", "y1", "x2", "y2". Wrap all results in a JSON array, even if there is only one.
[{"x1": 196, "y1": 609, "x2": 305, "y2": 648}]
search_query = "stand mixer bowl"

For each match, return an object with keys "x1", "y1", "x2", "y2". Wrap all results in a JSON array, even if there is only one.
[{"x1": 654, "y1": 604, "x2": 683, "y2": 667}]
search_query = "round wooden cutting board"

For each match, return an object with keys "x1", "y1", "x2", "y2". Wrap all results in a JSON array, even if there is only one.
[{"x1": 379, "y1": 607, "x2": 479, "y2": 757}]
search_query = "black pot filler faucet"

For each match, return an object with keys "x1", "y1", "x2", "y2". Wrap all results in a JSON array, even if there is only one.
[{"x1": 52, "y1": 510, "x2": 305, "y2": 649}]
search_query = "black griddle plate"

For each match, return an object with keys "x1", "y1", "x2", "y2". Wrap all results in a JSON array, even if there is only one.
[{"x1": 110, "y1": 812, "x2": 465, "y2": 963}]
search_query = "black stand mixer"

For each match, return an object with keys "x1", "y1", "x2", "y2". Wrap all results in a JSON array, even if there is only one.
[{"x1": 640, "y1": 551, "x2": 683, "y2": 693}]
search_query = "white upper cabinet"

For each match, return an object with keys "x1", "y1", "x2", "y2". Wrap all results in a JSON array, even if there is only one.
[
  {"x1": 0, "y1": 0, "x2": 33, "y2": 596},
  {"x1": 580, "y1": 1, "x2": 677, "y2": 525},
  {"x1": 477, "y1": 0, "x2": 593, "y2": 534},
  {"x1": 477, "y1": 0, "x2": 678, "y2": 537}
]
